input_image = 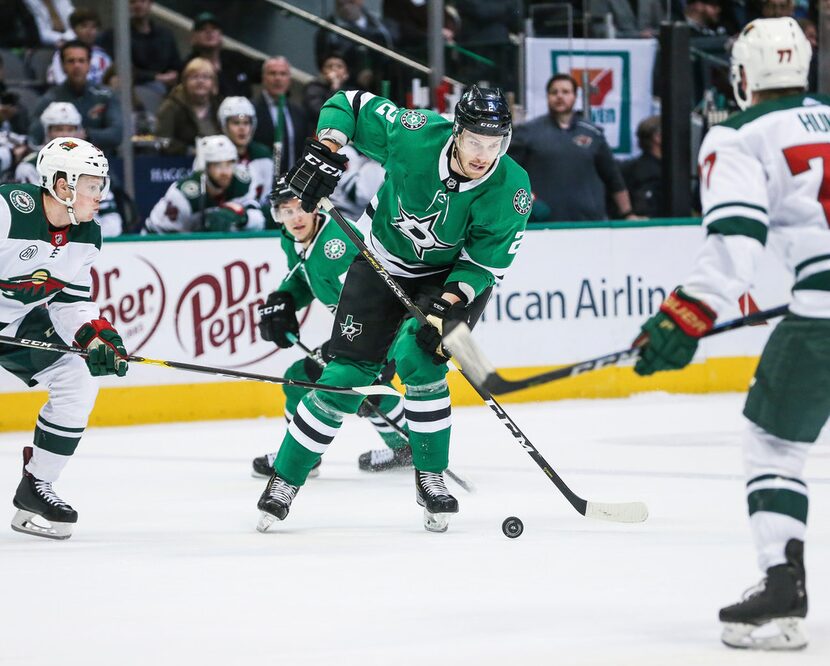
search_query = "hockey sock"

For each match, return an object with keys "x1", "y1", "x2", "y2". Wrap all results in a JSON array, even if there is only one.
[
  {"x1": 404, "y1": 380, "x2": 451, "y2": 473},
  {"x1": 743, "y1": 423, "x2": 810, "y2": 571},
  {"x1": 368, "y1": 396, "x2": 409, "y2": 449}
]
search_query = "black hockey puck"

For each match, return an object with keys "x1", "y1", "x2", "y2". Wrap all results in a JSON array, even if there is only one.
[{"x1": 502, "y1": 516, "x2": 523, "y2": 538}]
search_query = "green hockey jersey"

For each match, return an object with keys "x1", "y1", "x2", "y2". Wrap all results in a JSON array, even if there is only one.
[
  {"x1": 0, "y1": 182, "x2": 100, "y2": 340},
  {"x1": 277, "y1": 211, "x2": 359, "y2": 312},
  {"x1": 317, "y1": 91, "x2": 532, "y2": 301}
]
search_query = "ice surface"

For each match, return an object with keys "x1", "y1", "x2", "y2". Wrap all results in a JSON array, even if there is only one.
[{"x1": 1, "y1": 393, "x2": 827, "y2": 665}]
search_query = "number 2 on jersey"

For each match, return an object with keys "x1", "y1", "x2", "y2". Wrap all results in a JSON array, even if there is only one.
[{"x1": 783, "y1": 143, "x2": 830, "y2": 226}]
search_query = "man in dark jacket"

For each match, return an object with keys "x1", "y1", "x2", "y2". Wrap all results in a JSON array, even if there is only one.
[
  {"x1": 28, "y1": 41, "x2": 123, "y2": 156},
  {"x1": 252, "y1": 57, "x2": 309, "y2": 175},
  {"x1": 620, "y1": 115, "x2": 662, "y2": 218}
]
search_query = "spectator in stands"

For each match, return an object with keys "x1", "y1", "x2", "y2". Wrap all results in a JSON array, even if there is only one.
[
  {"x1": 685, "y1": 0, "x2": 728, "y2": 36},
  {"x1": 638, "y1": 0, "x2": 672, "y2": 36},
  {"x1": 589, "y1": 0, "x2": 640, "y2": 37},
  {"x1": 99, "y1": 0, "x2": 181, "y2": 95},
  {"x1": 762, "y1": 0, "x2": 795, "y2": 17},
  {"x1": 28, "y1": 40, "x2": 123, "y2": 155},
  {"x1": 315, "y1": 0, "x2": 394, "y2": 93},
  {"x1": 508, "y1": 74, "x2": 638, "y2": 222},
  {"x1": 155, "y1": 57, "x2": 221, "y2": 156},
  {"x1": 22, "y1": 0, "x2": 74, "y2": 47},
  {"x1": 252, "y1": 56, "x2": 309, "y2": 175},
  {"x1": 0, "y1": 0, "x2": 40, "y2": 47},
  {"x1": 303, "y1": 52, "x2": 351, "y2": 129},
  {"x1": 145, "y1": 134, "x2": 265, "y2": 234},
  {"x1": 182, "y1": 11, "x2": 263, "y2": 99},
  {"x1": 620, "y1": 115, "x2": 662, "y2": 219},
  {"x1": 0, "y1": 56, "x2": 30, "y2": 135},
  {"x1": 47, "y1": 8, "x2": 111, "y2": 86},
  {"x1": 15, "y1": 101, "x2": 124, "y2": 235},
  {"x1": 454, "y1": 0, "x2": 521, "y2": 89},
  {"x1": 0, "y1": 89, "x2": 29, "y2": 180},
  {"x1": 216, "y1": 96, "x2": 273, "y2": 205}
]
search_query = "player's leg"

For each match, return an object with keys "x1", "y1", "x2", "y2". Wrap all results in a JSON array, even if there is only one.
[
  {"x1": 257, "y1": 259, "x2": 406, "y2": 529},
  {"x1": 719, "y1": 315, "x2": 830, "y2": 650},
  {"x1": 2, "y1": 310, "x2": 98, "y2": 540}
]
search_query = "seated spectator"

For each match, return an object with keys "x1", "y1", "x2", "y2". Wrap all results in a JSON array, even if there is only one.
[
  {"x1": 22, "y1": 0, "x2": 74, "y2": 47},
  {"x1": 620, "y1": 116, "x2": 662, "y2": 218},
  {"x1": 46, "y1": 8, "x2": 111, "y2": 86},
  {"x1": 28, "y1": 40, "x2": 123, "y2": 155},
  {"x1": 638, "y1": 0, "x2": 672, "y2": 36},
  {"x1": 99, "y1": 0, "x2": 181, "y2": 95},
  {"x1": 252, "y1": 57, "x2": 309, "y2": 174},
  {"x1": 685, "y1": 0, "x2": 727, "y2": 36},
  {"x1": 589, "y1": 0, "x2": 640, "y2": 37},
  {"x1": 315, "y1": 0, "x2": 394, "y2": 93},
  {"x1": 182, "y1": 11, "x2": 263, "y2": 99},
  {"x1": 303, "y1": 52, "x2": 351, "y2": 129},
  {"x1": 508, "y1": 74, "x2": 638, "y2": 222},
  {"x1": 145, "y1": 134, "x2": 265, "y2": 233},
  {"x1": 155, "y1": 57, "x2": 221, "y2": 156},
  {"x1": 216, "y1": 96, "x2": 273, "y2": 205},
  {"x1": 15, "y1": 101, "x2": 124, "y2": 235}
]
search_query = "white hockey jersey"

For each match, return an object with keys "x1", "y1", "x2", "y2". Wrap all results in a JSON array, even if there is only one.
[
  {"x1": 688, "y1": 93, "x2": 830, "y2": 319},
  {"x1": 0, "y1": 183, "x2": 99, "y2": 342}
]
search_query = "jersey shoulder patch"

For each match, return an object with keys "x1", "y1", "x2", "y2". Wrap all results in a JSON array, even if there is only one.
[
  {"x1": 399, "y1": 109, "x2": 428, "y2": 131},
  {"x1": 177, "y1": 176, "x2": 202, "y2": 200}
]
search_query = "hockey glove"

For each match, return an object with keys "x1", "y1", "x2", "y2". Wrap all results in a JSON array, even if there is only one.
[
  {"x1": 257, "y1": 291, "x2": 299, "y2": 348},
  {"x1": 633, "y1": 288, "x2": 716, "y2": 376},
  {"x1": 204, "y1": 202, "x2": 247, "y2": 232},
  {"x1": 74, "y1": 319, "x2": 129, "y2": 377},
  {"x1": 415, "y1": 297, "x2": 469, "y2": 365},
  {"x1": 287, "y1": 138, "x2": 348, "y2": 213}
]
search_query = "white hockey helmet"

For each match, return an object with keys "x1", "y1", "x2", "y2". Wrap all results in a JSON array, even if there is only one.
[
  {"x1": 730, "y1": 17, "x2": 812, "y2": 110},
  {"x1": 194, "y1": 134, "x2": 238, "y2": 171},
  {"x1": 39, "y1": 102, "x2": 82, "y2": 133},
  {"x1": 36, "y1": 137, "x2": 110, "y2": 223},
  {"x1": 217, "y1": 96, "x2": 257, "y2": 132}
]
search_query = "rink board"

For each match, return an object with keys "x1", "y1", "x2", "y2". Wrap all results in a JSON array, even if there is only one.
[{"x1": 0, "y1": 222, "x2": 792, "y2": 429}]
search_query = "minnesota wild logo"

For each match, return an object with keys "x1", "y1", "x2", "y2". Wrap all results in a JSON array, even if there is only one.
[
  {"x1": 400, "y1": 110, "x2": 427, "y2": 131},
  {"x1": 0, "y1": 269, "x2": 68, "y2": 304},
  {"x1": 392, "y1": 201, "x2": 453, "y2": 260},
  {"x1": 339, "y1": 314, "x2": 363, "y2": 341},
  {"x1": 59, "y1": 140, "x2": 79, "y2": 151}
]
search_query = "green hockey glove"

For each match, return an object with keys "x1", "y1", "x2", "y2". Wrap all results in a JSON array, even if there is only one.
[{"x1": 74, "y1": 319, "x2": 129, "y2": 377}]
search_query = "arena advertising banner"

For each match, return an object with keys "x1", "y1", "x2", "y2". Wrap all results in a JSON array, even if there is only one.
[{"x1": 524, "y1": 37, "x2": 658, "y2": 156}]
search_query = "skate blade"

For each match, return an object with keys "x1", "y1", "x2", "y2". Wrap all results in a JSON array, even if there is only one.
[
  {"x1": 721, "y1": 618, "x2": 808, "y2": 651},
  {"x1": 10, "y1": 509, "x2": 73, "y2": 540},
  {"x1": 256, "y1": 511, "x2": 279, "y2": 533},
  {"x1": 423, "y1": 508, "x2": 451, "y2": 533},
  {"x1": 307, "y1": 466, "x2": 320, "y2": 479},
  {"x1": 251, "y1": 470, "x2": 270, "y2": 479}
]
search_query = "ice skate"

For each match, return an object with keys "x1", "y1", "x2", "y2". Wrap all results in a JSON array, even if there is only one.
[
  {"x1": 252, "y1": 453, "x2": 320, "y2": 479},
  {"x1": 10, "y1": 447, "x2": 77, "y2": 540},
  {"x1": 719, "y1": 539, "x2": 808, "y2": 650},
  {"x1": 358, "y1": 445, "x2": 413, "y2": 472},
  {"x1": 415, "y1": 469, "x2": 458, "y2": 533},
  {"x1": 256, "y1": 473, "x2": 300, "y2": 532}
]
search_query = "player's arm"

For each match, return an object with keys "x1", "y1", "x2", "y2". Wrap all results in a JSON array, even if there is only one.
[
  {"x1": 257, "y1": 242, "x2": 314, "y2": 349},
  {"x1": 634, "y1": 127, "x2": 768, "y2": 375},
  {"x1": 144, "y1": 182, "x2": 195, "y2": 234}
]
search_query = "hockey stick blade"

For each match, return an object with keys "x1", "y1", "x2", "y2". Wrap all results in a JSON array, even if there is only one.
[
  {"x1": 585, "y1": 501, "x2": 649, "y2": 523},
  {"x1": 446, "y1": 305, "x2": 790, "y2": 395},
  {"x1": 0, "y1": 335, "x2": 398, "y2": 398}
]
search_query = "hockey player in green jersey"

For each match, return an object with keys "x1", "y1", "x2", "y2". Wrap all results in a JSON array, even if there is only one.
[
  {"x1": 634, "y1": 18, "x2": 821, "y2": 650},
  {"x1": 145, "y1": 134, "x2": 265, "y2": 234},
  {"x1": 256, "y1": 86, "x2": 531, "y2": 533},
  {"x1": 252, "y1": 176, "x2": 411, "y2": 478},
  {"x1": 0, "y1": 137, "x2": 129, "y2": 540}
]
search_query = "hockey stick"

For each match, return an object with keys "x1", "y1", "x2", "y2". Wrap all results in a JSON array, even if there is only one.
[
  {"x1": 287, "y1": 333, "x2": 475, "y2": 493},
  {"x1": 0, "y1": 334, "x2": 399, "y2": 398},
  {"x1": 444, "y1": 304, "x2": 790, "y2": 396},
  {"x1": 319, "y1": 197, "x2": 647, "y2": 523}
]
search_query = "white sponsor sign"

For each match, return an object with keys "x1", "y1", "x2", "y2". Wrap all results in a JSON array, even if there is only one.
[
  {"x1": 0, "y1": 227, "x2": 793, "y2": 394},
  {"x1": 525, "y1": 37, "x2": 658, "y2": 156}
]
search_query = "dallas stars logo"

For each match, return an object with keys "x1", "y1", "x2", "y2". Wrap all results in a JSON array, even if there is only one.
[
  {"x1": 392, "y1": 201, "x2": 453, "y2": 260},
  {"x1": 339, "y1": 314, "x2": 363, "y2": 341},
  {"x1": 400, "y1": 110, "x2": 427, "y2": 131}
]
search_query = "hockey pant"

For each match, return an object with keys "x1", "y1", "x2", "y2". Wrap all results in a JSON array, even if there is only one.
[
  {"x1": 0, "y1": 308, "x2": 98, "y2": 482},
  {"x1": 281, "y1": 349, "x2": 408, "y2": 450},
  {"x1": 273, "y1": 258, "x2": 489, "y2": 486},
  {"x1": 741, "y1": 315, "x2": 830, "y2": 571}
]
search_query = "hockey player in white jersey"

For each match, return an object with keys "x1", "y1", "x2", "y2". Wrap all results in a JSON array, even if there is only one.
[
  {"x1": 216, "y1": 96, "x2": 273, "y2": 205},
  {"x1": 634, "y1": 18, "x2": 821, "y2": 650},
  {"x1": 0, "y1": 137, "x2": 129, "y2": 539}
]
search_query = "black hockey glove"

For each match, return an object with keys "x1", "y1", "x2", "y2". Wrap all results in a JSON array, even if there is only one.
[
  {"x1": 257, "y1": 291, "x2": 299, "y2": 348},
  {"x1": 415, "y1": 297, "x2": 469, "y2": 364},
  {"x1": 286, "y1": 138, "x2": 349, "y2": 213}
]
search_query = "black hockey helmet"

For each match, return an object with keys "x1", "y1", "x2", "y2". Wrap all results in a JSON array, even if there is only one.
[{"x1": 453, "y1": 85, "x2": 512, "y2": 154}]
